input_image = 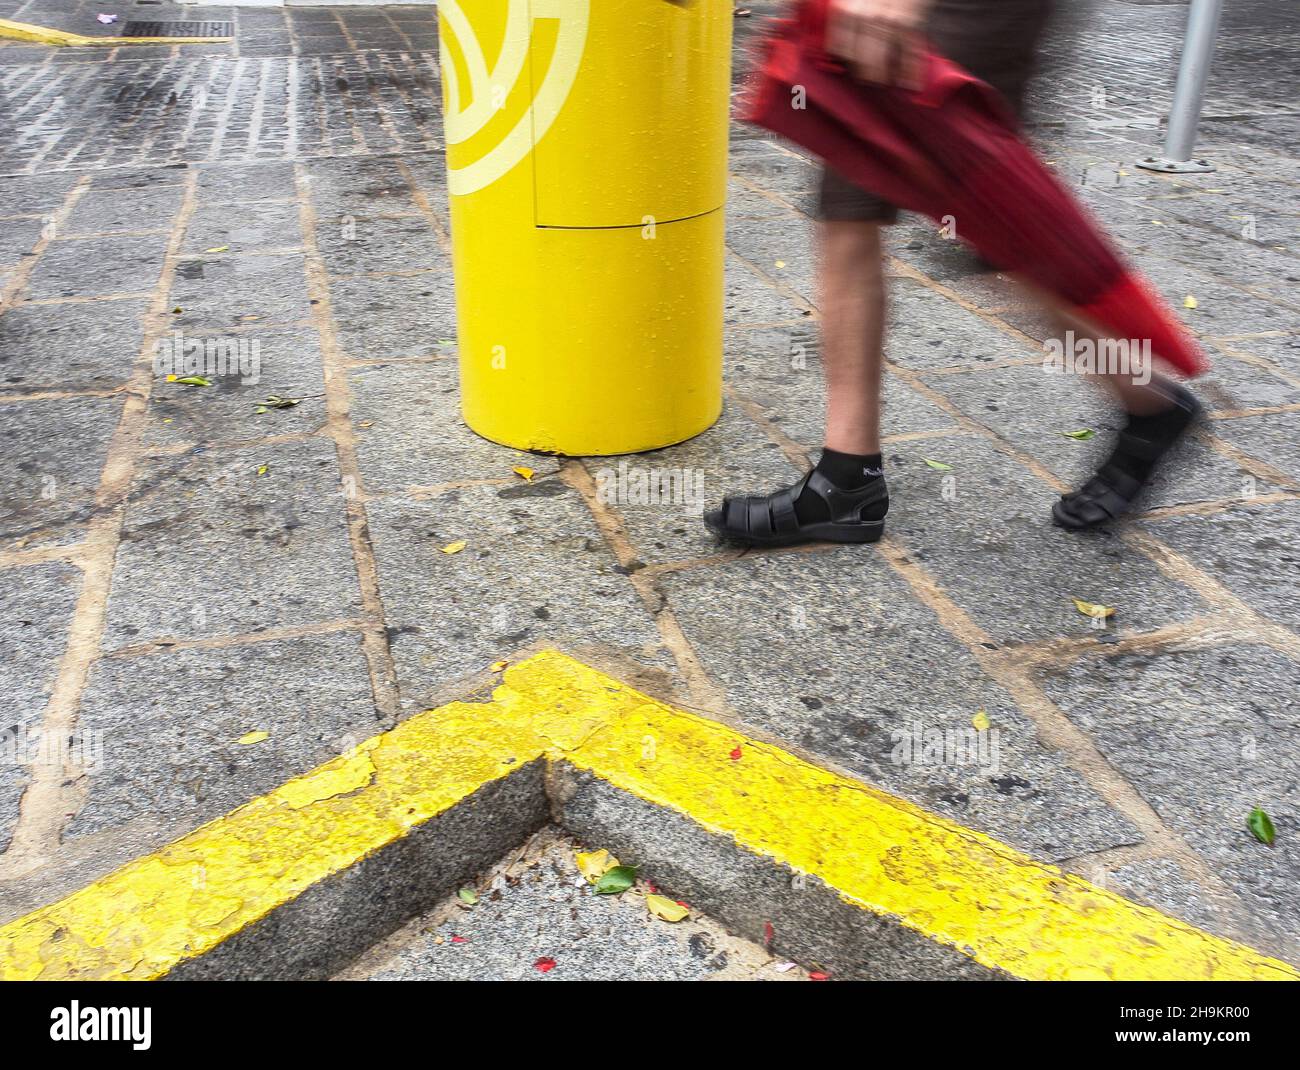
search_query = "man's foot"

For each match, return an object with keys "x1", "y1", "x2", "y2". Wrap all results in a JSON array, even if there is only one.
[
  {"x1": 1052, "y1": 382, "x2": 1204, "y2": 531},
  {"x1": 705, "y1": 449, "x2": 888, "y2": 547}
]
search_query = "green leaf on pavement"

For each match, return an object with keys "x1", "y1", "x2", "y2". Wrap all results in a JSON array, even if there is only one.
[
  {"x1": 1061, "y1": 429, "x2": 1095, "y2": 440},
  {"x1": 922, "y1": 458, "x2": 953, "y2": 471},
  {"x1": 457, "y1": 888, "x2": 478, "y2": 906},
  {"x1": 594, "y1": 865, "x2": 637, "y2": 895},
  {"x1": 1247, "y1": 807, "x2": 1276, "y2": 846}
]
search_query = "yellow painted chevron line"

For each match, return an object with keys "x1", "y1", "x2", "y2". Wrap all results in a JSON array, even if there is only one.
[
  {"x1": 0, "y1": 650, "x2": 1294, "y2": 981},
  {"x1": 0, "y1": 17, "x2": 231, "y2": 47}
]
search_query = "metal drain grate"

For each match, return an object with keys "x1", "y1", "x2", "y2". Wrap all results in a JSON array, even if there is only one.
[{"x1": 121, "y1": 20, "x2": 233, "y2": 38}]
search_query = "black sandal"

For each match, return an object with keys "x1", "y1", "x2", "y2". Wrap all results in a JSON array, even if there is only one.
[
  {"x1": 1053, "y1": 385, "x2": 1203, "y2": 531},
  {"x1": 704, "y1": 470, "x2": 888, "y2": 548}
]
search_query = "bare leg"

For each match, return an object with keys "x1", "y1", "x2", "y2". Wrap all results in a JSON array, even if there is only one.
[{"x1": 818, "y1": 220, "x2": 887, "y2": 454}]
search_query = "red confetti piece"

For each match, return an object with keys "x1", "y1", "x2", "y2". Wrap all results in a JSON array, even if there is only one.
[
  {"x1": 450, "y1": 934, "x2": 467, "y2": 944},
  {"x1": 808, "y1": 971, "x2": 830, "y2": 981},
  {"x1": 534, "y1": 957, "x2": 557, "y2": 973},
  {"x1": 764, "y1": 921, "x2": 774, "y2": 949},
  {"x1": 729, "y1": 745, "x2": 743, "y2": 760}
]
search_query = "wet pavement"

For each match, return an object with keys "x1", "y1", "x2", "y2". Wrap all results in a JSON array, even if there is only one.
[{"x1": 0, "y1": 0, "x2": 1298, "y2": 974}]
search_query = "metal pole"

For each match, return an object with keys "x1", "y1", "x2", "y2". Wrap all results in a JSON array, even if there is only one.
[{"x1": 1137, "y1": 0, "x2": 1224, "y2": 174}]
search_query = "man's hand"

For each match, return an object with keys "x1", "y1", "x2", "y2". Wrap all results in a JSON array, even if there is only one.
[{"x1": 825, "y1": 0, "x2": 930, "y2": 89}]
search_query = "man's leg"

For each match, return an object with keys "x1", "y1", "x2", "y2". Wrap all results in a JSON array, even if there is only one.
[
  {"x1": 819, "y1": 221, "x2": 886, "y2": 458},
  {"x1": 702, "y1": 177, "x2": 894, "y2": 548}
]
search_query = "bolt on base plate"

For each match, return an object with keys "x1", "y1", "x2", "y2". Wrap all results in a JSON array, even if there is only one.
[{"x1": 1136, "y1": 155, "x2": 1217, "y2": 174}]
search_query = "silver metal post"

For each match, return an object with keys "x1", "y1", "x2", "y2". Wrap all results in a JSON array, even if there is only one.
[{"x1": 1137, "y1": 0, "x2": 1224, "y2": 174}]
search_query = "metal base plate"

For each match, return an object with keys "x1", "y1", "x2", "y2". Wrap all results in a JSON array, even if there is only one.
[{"x1": 1135, "y1": 155, "x2": 1217, "y2": 174}]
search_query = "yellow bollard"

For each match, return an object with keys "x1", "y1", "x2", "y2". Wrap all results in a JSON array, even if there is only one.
[{"x1": 437, "y1": 0, "x2": 731, "y2": 456}]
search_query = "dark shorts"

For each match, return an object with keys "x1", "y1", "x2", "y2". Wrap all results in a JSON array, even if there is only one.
[{"x1": 817, "y1": 0, "x2": 1056, "y2": 223}]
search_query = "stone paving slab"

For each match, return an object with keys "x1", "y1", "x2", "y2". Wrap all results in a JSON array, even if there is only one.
[
  {"x1": 365, "y1": 484, "x2": 669, "y2": 713},
  {"x1": 0, "y1": 296, "x2": 148, "y2": 392},
  {"x1": 0, "y1": 561, "x2": 80, "y2": 854},
  {"x1": 658, "y1": 548, "x2": 1142, "y2": 862},
  {"x1": 347, "y1": 359, "x2": 560, "y2": 492},
  {"x1": 1036, "y1": 642, "x2": 1300, "y2": 960},
  {"x1": 884, "y1": 432, "x2": 1214, "y2": 645},
  {"x1": 66, "y1": 629, "x2": 379, "y2": 859},
  {"x1": 0, "y1": 395, "x2": 121, "y2": 552},
  {"x1": 347, "y1": 829, "x2": 800, "y2": 982},
  {"x1": 103, "y1": 438, "x2": 362, "y2": 649}
]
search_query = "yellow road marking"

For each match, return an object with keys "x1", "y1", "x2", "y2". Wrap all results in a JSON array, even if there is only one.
[
  {"x1": 0, "y1": 651, "x2": 1294, "y2": 980},
  {"x1": 0, "y1": 18, "x2": 231, "y2": 46}
]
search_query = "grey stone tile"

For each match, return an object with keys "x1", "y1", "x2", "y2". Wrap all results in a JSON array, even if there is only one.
[
  {"x1": 588, "y1": 402, "x2": 801, "y2": 566},
  {"x1": 348, "y1": 359, "x2": 558, "y2": 493},
  {"x1": 888, "y1": 279, "x2": 1034, "y2": 372},
  {"x1": 724, "y1": 251, "x2": 810, "y2": 327},
  {"x1": 26, "y1": 233, "x2": 171, "y2": 300},
  {"x1": 1104, "y1": 858, "x2": 1224, "y2": 936},
  {"x1": 1221, "y1": 334, "x2": 1299, "y2": 379},
  {"x1": 725, "y1": 212, "x2": 816, "y2": 305},
  {"x1": 67, "y1": 631, "x2": 380, "y2": 855},
  {"x1": 1036, "y1": 642, "x2": 1300, "y2": 956},
  {"x1": 103, "y1": 438, "x2": 362, "y2": 648},
  {"x1": 88, "y1": 167, "x2": 189, "y2": 192},
  {"x1": 0, "y1": 172, "x2": 83, "y2": 216},
  {"x1": 168, "y1": 252, "x2": 313, "y2": 328},
  {"x1": 317, "y1": 215, "x2": 447, "y2": 277},
  {"x1": 366, "y1": 485, "x2": 666, "y2": 712},
  {"x1": 0, "y1": 216, "x2": 42, "y2": 263},
  {"x1": 0, "y1": 396, "x2": 121, "y2": 552},
  {"x1": 1209, "y1": 410, "x2": 1300, "y2": 480},
  {"x1": 1142, "y1": 498, "x2": 1300, "y2": 633},
  {"x1": 141, "y1": 325, "x2": 328, "y2": 449},
  {"x1": 1197, "y1": 349, "x2": 1300, "y2": 412},
  {"x1": 924, "y1": 362, "x2": 1272, "y2": 510},
  {"x1": 181, "y1": 200, "x2": 303, "y2": 254},
  {"x1": 193, "y1": 161, "x2": 298, "y2": 204},
  {"x1": 301, "y1": 155, "x2": 421, "y2": 218},
  {"x1": 886, "y1": 433, "x2": 1211, "y2": 645},
  {"x1": 327, "y1": 269, "x2": 456, "y2": 362},
  {"x1": 61, "y1": 186, "x2": 184, "y2": 237},
  {"x1": 659, "y1": 550, "x2": 1142, "y2": 861},
  {"x1": 0, "y1": 561, "x2": 81, "y2": 852},
  {"x1": 0, "y1": 297, "x2": 147, "y2": 392},
  {"x1": 361, "y1": 834, "x2": 754, "y2": 981}
]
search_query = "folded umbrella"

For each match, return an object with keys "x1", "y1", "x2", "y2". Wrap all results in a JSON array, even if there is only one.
[{"x1": 743, "y1": 0, "x2": 1207, "y2": 377}]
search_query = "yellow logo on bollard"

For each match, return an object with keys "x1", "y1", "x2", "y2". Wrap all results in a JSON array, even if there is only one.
[{"x1": 438, "y1": 0, "x2": 590, "y2": 196}]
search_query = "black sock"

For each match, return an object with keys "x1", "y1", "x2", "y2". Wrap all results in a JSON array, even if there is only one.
[
  {"x1": 795, "y1": 449, "x2": 887, "y2": 524},
  {"x1": 1111, "y1": 398, "x2": 1196, "y2": 483}
]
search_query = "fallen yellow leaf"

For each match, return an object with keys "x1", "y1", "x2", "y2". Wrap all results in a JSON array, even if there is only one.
[
  {"x1": 204, "y1": 245, "x2": 229, "y2": 253},
  {"x1": 1184, "y1": 295, "x2": 1198, "y2": 309},
  {"x1": 512, "y1": 466, "x2": 535, "y2": 481},
  {"x1": 489, "y1": 659, "x2": 508, "y2": 673},
  {"x1": 646, "y1": 894, "x2": 689, "y2": 922},
  {"x1": 238, "y1": 730, "x2": 269, "y2": 746},
  {"x1": 440, "y1": 540, "x2": 467, "y2": 554},
  {"x1": 256, "y1": 464, "x2": 268, "y2": 477},
  {"x1": 1071, "y1": 598, "x2": 1115, "y2": 620},
  {"x1": 576, "y1": 849, "x2": 617, "y2": 884},
  {"x1": 972, "y1": 710, "x2": 991, "y2": 732},
  {"x1": 774, "y1": 260, "x2": 786, "y2": 269}
]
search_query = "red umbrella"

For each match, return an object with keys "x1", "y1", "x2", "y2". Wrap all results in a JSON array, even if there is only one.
[{"x1": 742, "y1": 0, "x2": 1207, "y2": 377}]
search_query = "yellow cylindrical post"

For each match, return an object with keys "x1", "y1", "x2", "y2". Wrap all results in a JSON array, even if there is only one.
[{"x1": 437, "y1": 0, "x2": 731, "y2": 456}]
